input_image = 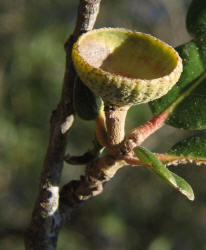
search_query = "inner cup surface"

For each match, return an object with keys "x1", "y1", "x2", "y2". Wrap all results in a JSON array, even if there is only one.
[{"x1": 78, "y1": 29, "x2": 177, "y2": 80}]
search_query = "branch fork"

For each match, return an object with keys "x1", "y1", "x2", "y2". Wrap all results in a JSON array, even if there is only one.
[{"x1": 61, "y1": 106, "x2": 170, "y2": 212}]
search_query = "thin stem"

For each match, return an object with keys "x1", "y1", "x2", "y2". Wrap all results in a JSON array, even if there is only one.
[
  {"x1": 73, "y1": 0, "x2": 102, "y2": 38},
  {"x1": 65, "y1": 136, "x2": 104, "y2": 165},
  {"x1": 104, "y1": 104, "x2": 130, "y2": 147},
  {"x1": 122, "y1": 110, "x2": 169, "y2": 153}
]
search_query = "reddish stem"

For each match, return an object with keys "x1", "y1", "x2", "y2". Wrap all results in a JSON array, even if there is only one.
[
  {"x1": 123, "y1": 111, "x2": 169, "y2": 152},
  {"x1": 123, "y1": 153, "x2": 170, "y2": 167}
]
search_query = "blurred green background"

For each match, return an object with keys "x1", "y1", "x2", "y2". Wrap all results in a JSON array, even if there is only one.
[{"x1": 1, "y1": 0, "x2": 206, "y2": 249}]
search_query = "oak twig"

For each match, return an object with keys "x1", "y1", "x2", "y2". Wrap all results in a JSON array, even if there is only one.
[
  {"x1": 25, "y1": 1, "x2": 102, "y2": 250},
  {"x1": 121, "y1": 111, "x2": 169, "y2": 154},
  {"x1": 25, "y1": 1, "x2": 172, "y2": 249},
  {"x1": 60, "y1": 110, "x2": 170, "y2": 210}
]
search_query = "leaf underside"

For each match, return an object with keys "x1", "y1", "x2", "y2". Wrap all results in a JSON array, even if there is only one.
[
  {"x1": 134, "y1": 146, "x2": 194, "y2": 201},
  {"x1": 150, "y1": 36, "x2": 206, "y2": 130},
  {"x1": 163, "y1": 133, "x2": 206, "y2": 166}
]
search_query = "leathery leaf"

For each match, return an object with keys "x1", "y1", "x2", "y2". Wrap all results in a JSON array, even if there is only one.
[
  {"x1": 186, "y1": 0, "x2": 206, "y2": 37},
  {"x1": 165, "y1": 133, "x2": 206, "y2": 166},
  {"x1": 73, "y1": 77, "x2": 103, "y2": 121},
  {"x1": 150, "y1": 35, "x2": 206, "y2": 130},
  {"x1": 134, "y1": 146, "x2": 194, "y2": 201}
]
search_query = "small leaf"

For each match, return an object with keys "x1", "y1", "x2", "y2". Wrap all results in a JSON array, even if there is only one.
[
  {"x1": 134, "y1": 146, "x2": 194, "y2": 201},
  {"x1": 73, "y1": 77, "x2": 103, "y2": 121},
  {"x1": 150, "y1": 36, "x2": 206, "y2": 130},
  {"x1": 170, "y1": 172, "x2": 195, "y2": 201}
]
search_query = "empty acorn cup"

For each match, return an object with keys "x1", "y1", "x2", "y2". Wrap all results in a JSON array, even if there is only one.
[
  {"x1": 72, "y1": 28, "x2": 182, "y2": 107},
  {"x1": 72, "y1": 28, "x2": 183, "y2": 146}
]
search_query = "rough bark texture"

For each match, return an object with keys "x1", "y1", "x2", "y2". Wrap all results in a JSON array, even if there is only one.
[{"x1": 25, "y1": 1, "x2": 102, "y2": 249}]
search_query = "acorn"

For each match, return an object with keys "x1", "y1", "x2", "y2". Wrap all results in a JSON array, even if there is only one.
[{"x1": 72, "y1": 28, "x2": 182, "y2": 146}]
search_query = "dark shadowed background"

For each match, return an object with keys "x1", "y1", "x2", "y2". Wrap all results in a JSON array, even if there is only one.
[{"x1": 1, "y1": 0, "x2": 206, "y2": 249}]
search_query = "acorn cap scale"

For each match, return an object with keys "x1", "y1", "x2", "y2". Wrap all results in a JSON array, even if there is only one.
[{"x1": 72, "y1": 28, "x2": 182, "y2": 106}]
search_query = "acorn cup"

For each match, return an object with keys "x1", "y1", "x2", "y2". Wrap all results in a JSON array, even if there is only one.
[{"x1": 72, "y1": 28, "x2": 183, "y2": 146}]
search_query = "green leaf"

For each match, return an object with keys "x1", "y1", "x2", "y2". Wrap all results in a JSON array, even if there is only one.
[
  {"x1": 186, "y1": 0, "x2": 206, "y2": 37},
  {"x1": 73, "y1": 77, "x2": 103, "y2": 121},
  {"x1": 134, "y1": 146, "x2": 194, "y2": 201},
  {"x1": 168, "y1": 133, "x2": 206, "y2": 163},
  {"x1": 149, "y1": 36, "x2": 206, "y2": 130}
]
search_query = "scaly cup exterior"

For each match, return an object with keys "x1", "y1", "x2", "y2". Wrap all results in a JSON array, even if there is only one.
[{"x1": 72, "y1": 28, "x2": 182, "y2": 106}]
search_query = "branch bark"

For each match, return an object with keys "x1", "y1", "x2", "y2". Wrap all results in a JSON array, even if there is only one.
[{"x1": 25, "y1": 1, "x2": 102, "y2": 249}]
